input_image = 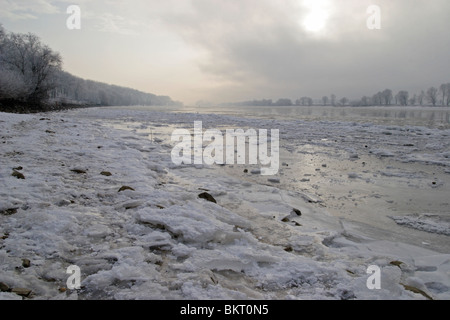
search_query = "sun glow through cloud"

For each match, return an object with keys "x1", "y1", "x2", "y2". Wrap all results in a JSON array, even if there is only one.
[{"x1": 301, "y1": 0, "x2": 331, "y2": 34}]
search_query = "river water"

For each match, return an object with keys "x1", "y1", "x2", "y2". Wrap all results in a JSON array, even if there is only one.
[
  {"x1": 153, "y1": 104, "x2": 450, "y2": 129},
  {"x1": 100, "y1": 104, "x2": 450, "y2": 253}
]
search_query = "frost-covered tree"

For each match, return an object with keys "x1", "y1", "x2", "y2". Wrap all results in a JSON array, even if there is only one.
[
  {"x1": 0, "y1": 24, "x2": 5, "y2": 42},
  {"x1": 274, "y1": 98, "x2": 293, "y2": 106},
  {"x1": 382, "y1": 89, "x2": 393, "y2": 105},
  {"x1": 446, "y1": 85, "x2": 450, "y2": 106},
  {"x1": 360, "y1": 96, "x2": 371, "y2": 106},
  {"x1": 409, "y1": 94, "x2": 417, "y2": 106},
  {"x1": 417, "y1": 90, "x2": 425, "y2": 106},
  {"x1": 372, "y1": 92, "x2": 383, "y2": 105},
  {"x1": 322, "y1": 96, "x2": 328, "y2": 106},
  {"x1": 298, "y1": 97, "x2": 312, "y2": 106},
  {"x1": 0, "y1": 29, "x2": 62, "y2": 108},
  {"x1": 396, "y1": 91, "x2": 409, "y2": 106},
  {"x1": 426, "y1": 87, "x2": 438, "y2": 106},
  {"x1": 0, "y1": 67, "x2": 28, "y2": 99},
  {"x1": 0, "y1": 25, "x2": 29, "y2": 101},
  {"x1": 47, "y1": 70, "x2": 180, "y2": 107},
  {"x1": 339, "y1": 97, "x2": 348, "y2": 106},
  {"x1": 330, "y1": 94, "x2": 336, "y2": 106},
  {"x1": 439, "y1": 83, "x2": 450, "y2": 106}
]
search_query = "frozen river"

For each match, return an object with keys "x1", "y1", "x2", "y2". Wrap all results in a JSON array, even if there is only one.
[
  {"x1": 147, "y1": 104, "x2": 450, "y2": 129},
  {"x1": 103, "y1": 105, "x2": 450, "y2": 253},
  {"x1": 1, "y1": 105, "x2": 449, "y2": 300}
]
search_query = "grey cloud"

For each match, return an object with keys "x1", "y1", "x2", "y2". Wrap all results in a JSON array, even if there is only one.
[
  {"x1": 162, "y1": 0, "x2": 450, "y2": 102},
  {"x1": 0, "y1": 0, "x2": 60, "y2": 20}
]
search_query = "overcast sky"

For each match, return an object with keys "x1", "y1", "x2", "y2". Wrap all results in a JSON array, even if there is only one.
[{"x1": 1, "y1": 0, "x2": 449, "y2": 105}]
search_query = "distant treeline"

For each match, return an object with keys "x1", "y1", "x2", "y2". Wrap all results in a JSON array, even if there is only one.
[
  {"x1": 221, "y1": 87, "x2": 450, "y2": 108},
  {"x1": 0, "y1": 24, "x2": 181, "y2": 113},
  {"x1": 49, "y1": 71, "x2": 180, "y2": 109}
]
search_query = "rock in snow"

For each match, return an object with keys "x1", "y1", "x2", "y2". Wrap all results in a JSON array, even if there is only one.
[
  {"x1": 198, "y1": 192, "x2": 217, "y2": 203},
  {"x1": 11, "y1": 288, "x2": 32, "y2": 298},
  {"x1": 21, "y1": 259, "x2": 31, "y2": 268},
  {"x1": 11, "y1": 170, "x2": 25, "y2": 179},
  {"x1": 0, "y1": 208, "x2": 18, "y2": 216},
  {"x1": 0, "y1": 282, "x2": 10, "y2": 292},
  {"x1": 118, "y1": 186, "x2": 135, "y2": 192}
]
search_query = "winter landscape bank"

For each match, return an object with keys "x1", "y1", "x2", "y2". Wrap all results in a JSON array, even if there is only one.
[{"x1": 0, "y1": 106, "x2": 449, "y2": 300}]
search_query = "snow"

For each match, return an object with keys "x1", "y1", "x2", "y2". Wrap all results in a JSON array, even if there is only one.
[{"x1": 0, "y1": 106, "x2": 449, "y2": 300}]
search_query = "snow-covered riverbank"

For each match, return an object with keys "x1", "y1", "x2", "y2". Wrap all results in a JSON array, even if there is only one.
[{"x1": 1, "y1": 107, "x2": 449, "y2": 300}]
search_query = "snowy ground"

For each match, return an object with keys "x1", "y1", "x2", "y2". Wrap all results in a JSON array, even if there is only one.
[{"x1": 0, "y1": 106, "x2": 449, "y2": 300}]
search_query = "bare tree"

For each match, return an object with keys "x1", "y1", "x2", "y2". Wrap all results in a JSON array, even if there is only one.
[
  {"x1": 0, "y1": 24, "x2": 5, "y2": 43},
  {"x1": 372, "y1": 92, "x2": 383, "y2": 105},
  {"x1": 339, "y1": 97, "x2": 348, "y2": 106},
  {"x1": 274, "y1": 98, "x2": 293, "y2": 106},
  {"x1": 382, "y1": 89, "x2": 393, "y2": 105},
  {"x1": 322, "y1": 95, "x2": 328, "y2": 106},
  {"x1": 417, "y1": 90, "x2": 425, "y2": 106},
  {"x1": 396, "y1": 91, "x2": 409, "y2": 106},
  {"x1": 446, "y1": 85, "x2": 450, "y2": 106},
  {"x1": 439, "y1": 84, "x2": 446, "y2": 106},
  {"x1": 361, "y1": 96, "x2": 371, "y2": 106},
  {"x1": 426, "y1": 87, "x2": 438, "y2": 106},
  {"x1": 330, "y1": 94, "x2": 336, "y2": 106},
  {"x1": 299, "y1": 97, "x2": 312, "y2": 106},
  {"x1": 0, "y1": 24, "x2": 6, "y2": 65},
  {"x1": 440, "y1": 83, "x2": 450, "y2": 106}
]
